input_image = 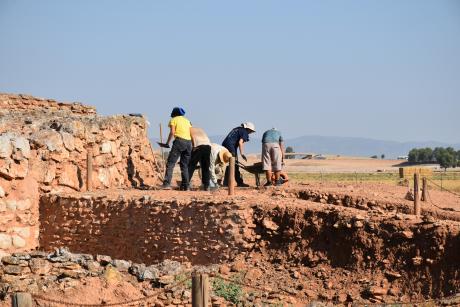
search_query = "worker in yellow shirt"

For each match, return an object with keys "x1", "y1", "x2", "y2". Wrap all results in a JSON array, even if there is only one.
[{"x1": 160, "y1": 107, "x2": 192, "y2": 190}]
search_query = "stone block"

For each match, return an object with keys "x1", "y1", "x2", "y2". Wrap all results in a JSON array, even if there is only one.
[
  {"x1": 13, "y1": 227, "x2": 30, "y2": 239},
  {"x1": 29, "y1": 258, "x2": 52, "y2": 275},
  {"x1": 58, "y1": 163, "x2": 80, "y2": 190},
  {"x1": 0, "y1": 199, "x2": 6, "y2": 212},
  {"x1": 4, "y1": 264, "x2": 22, "y2": 275},
  {"x1": 33, "y1": 130, "x2": 63, "y2": 152},
  {"x1": 100, "y1": 141, "x2": 112, "y2": 154},
  {"x1": 6, "y1": 199, "x2": 17, "y2": 211},
  {"x1": 12, "y1": 235, "x2": 26, "y2": 248},
  {"x1": 0, "y1": 185, "x2": 5, "y2": 198},
  {"x1": 0, "y1": 158, "x2": 29, "y2": 179},
  {"x1": 12, "y1": 136, "x2": 31, "y2": 159},
  {"x1": 98, "y1": 168, "x2": 110, "y2": 187},
  {"x1": 61, "y1": 132, "x2": 75, "y2": 151},
  {"x1": 16, "y1": 199, "x2": 32, "y2": 211},
  {"x1": 0, "y1": 233, "x2": 12, "y2": 249},
  {"x1": 112, "y1": 259, "x2": 131, "y2": 272},
  {"x1": 43, "y1": 162, "x2": 56, "y2": 184},
  {"x1": 0, "y1": 134, "x2": 12, "y2": 158}
]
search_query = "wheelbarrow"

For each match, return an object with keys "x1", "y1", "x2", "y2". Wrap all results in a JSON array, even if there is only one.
[
  {"x1": 237, "y1": 161, "x2": 264, "y2": 187},
  {"x1": 237, "y1": 161, "x2": 289, "y2": 187}
]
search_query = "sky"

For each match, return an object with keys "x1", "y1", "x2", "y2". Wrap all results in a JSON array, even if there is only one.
[{"x1": 1, "y1": 0, "x2": 459, "y2": 143}]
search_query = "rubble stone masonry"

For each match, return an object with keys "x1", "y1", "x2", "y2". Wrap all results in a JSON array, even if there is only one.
[{"x1": 0, "y1": 93, "x2": 160, "y2": 255}]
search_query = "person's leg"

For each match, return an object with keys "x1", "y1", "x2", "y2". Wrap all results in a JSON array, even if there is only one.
[
  {"x1": 223, "y1": 151, "x2": 236, "y2": 187},
  {"x1": 265, "y1": 170, "x2": 272, "y2": 183},
  {"x1": 271, "y1": 144, "x2": 283, "y2": 185},
  {"x1": 188, "y1": 147, "x2": 201, "y2": 182},
  {"x1": 200, "y1": 145, "x2": 211, "y2": 187},
  {"x1": 262, "y1": 143, "x2": 272, "y2": 185},
  {"x1": 223, "y1": 165, "x2": 230, "y2": 186},
  {"x1": 179, "y1": 140, "x2": 192, "y2": 189},
  {"x1": 163, "y1": 140, "x2": 181, "y2": 186}
]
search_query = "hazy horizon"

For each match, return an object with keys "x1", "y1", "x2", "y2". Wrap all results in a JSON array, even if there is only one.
[{"x1": 1, "y1": 1, "x2": 459, "y2": 143}]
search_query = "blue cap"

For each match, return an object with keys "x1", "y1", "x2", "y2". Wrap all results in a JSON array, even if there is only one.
[{"x1": 171, "y1": 107, "x2": 186, "y2": 117}]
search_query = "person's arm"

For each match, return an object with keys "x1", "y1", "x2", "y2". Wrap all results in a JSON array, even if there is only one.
[
  {"x1": 166, "y1": 125, "x2": 175, "y2": 145},
  {"x1": 238, "y1": 139, "x2": 247, "y2": 161},
  {"x1": 280, "y1": 141, "x2": 285, "y2": 163}
]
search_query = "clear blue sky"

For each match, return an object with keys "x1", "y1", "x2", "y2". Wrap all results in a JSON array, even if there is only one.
[{"x1": 1, "y1": 0, "x2": 459, "y2": 143}]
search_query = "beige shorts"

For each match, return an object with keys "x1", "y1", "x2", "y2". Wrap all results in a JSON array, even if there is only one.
[{"x1": 262, "y1": 143, "x2": 282, "y2": 171}]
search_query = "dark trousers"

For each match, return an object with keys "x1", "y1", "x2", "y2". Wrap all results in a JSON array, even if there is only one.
[
  {"x1": 188, "y1": 145, "x2": 211, "y2": 187},
  {"x1": 223, "y1": 152, "x2": 244, "y2": 186},
  {"x1": 163, "y1": 138, "x2": 192, "y2": 187}
]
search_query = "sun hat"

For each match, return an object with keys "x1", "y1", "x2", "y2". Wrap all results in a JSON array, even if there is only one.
[
  {"x1": 171, "y1": 107, "x2": 186, "y2": 117},
  {"x1": 242, "y1": 122, "x2": 256, "y2": 132}
]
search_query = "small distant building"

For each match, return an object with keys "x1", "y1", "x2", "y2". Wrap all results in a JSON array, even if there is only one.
[{"x1": 397, "y1": 155, "x2": 408, "y2": 160}]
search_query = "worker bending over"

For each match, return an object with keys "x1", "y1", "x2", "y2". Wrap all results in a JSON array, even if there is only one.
[{"x1": 222, "y1": 122, "x2": 256, "y2": 187}]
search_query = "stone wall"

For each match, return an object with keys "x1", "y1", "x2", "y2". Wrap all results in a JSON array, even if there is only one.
[
  {"x1": 39, "y1": 194, "x2": 256, "y2": 265},
  {"x1": 38, "y1": 191, "x2": 460, "y2": 299},
  {"x1": 0, "y1": 93, "x2": 161, "y2": 256}
]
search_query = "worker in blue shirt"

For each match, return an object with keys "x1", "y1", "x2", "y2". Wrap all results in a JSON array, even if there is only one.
[{"x1": 221, "y1": 122, "x2": 256, "y2": 187}]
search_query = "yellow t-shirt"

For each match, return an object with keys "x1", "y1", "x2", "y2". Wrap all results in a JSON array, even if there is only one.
[{"x1": 169, "y1": 116, "x2": 192, "y2": 140}]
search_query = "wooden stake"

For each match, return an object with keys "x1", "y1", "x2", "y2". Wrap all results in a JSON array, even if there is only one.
[
  {"x1": 414, "y1": 173, "x2": 421, "y2": 216},
  {"x1": 86, "y1": 146, "x2": 93, "y2": 192},
  {"x1": 421, "y1": 177, "x2": 427, "y2": 202},
  {"x1": 192, "y1": 273, "x2": 209, "y2": 307},
  {"x1": 228, "y1": 157, "x2": 235, "y2": 196},
  {"x1": 12, "y1": 293, "x2": 33, "y2": 307}
]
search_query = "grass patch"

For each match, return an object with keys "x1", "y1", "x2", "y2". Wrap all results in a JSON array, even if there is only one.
[
  {"x1": 174, "y1": 273, "x2": 192, "y2": 289},
  {"x1": 212, "y1": 274, "x2": 244, "y2": 304}
]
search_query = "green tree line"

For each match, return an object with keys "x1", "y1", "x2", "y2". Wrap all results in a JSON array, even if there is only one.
[{"x1": 408, "y1": 147, "x2": 460, "y2": 170}]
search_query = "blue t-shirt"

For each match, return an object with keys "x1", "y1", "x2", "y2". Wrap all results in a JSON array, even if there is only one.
[
  {"x1": 262, "y1": 129, "x2": 283, "y2": 144},
  {"x1": 222, "y1": 127, "x2": 249, "y2": 153}
]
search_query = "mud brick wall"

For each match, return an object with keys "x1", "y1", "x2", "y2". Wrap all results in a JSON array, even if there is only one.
[
  {"x1": 39, "y1": 194, "x2": 257, "y2": 265},
  {"x1": 0, "y1": 93, "x2": 161, "y2": 255}
]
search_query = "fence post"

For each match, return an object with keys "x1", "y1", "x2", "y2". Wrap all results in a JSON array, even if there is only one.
[
  {"x1": 86, "y1": 146, "x2": 93, "y2": 192},
  {"x1": 414, "y1": 173, "x2": 421, "y2": 216},
  {"x1": 228, "y1": 157, "x2": 235, "y2": 196},
  {"x1": 440, "y1": 172, "x2": 443, "y2": 191},
  {"x1": 421, "y1": 177, "x2": 427, "y2": 201},
  {"x1": 12, "y1": 293, "x2": 33, "y2": 307},
  {"x1": 192, "y1": 273, "x2": 209, "y2": 307}
]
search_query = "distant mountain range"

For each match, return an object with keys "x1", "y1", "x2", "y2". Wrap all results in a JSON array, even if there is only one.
[{"x1": 151, "y1": 135, "x2": 460, "y2": 159}]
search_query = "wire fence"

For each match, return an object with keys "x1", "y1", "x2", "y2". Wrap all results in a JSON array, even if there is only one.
[
  {"x1": 12, "y1": 269, "x2": 458, "y2": 307},
  {"x1": 426, "y1": 177, "x2": 460, "y2": 198},
  {"x1": 32, "y1": 273, "x2": 192, "y2": 307}
]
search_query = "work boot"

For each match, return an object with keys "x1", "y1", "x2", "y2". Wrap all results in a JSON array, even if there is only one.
[
  {"x1": 263, "y1": 181, "x2": 273, "y2": 187},
  {"x1": 180, "y1": 185, "x2": 190, "y2": 191},
  {"x1": 201, "y1": 185, "x2": 211, "y2": 191},
  {"x1": 237, "y1": 182, "x2": 250, "y2": 188},
  {"x1": 275, "y1": 178, "x2": 284, "y2": 186},
  {"x1": 161, "y1": 183, "x2": 172, "y2": 190}
]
